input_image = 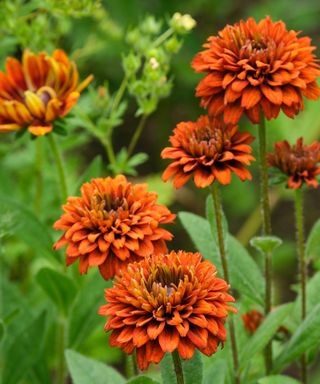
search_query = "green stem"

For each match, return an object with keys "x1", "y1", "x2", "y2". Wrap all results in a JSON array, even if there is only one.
[
  {"x1": 47, "y1": 134, "x2": 68, "y2": 202},
  {"x1": 57, "y1": 318, "x2": 66, "y2": 384},
  {"x1": 111, "y1": 76, "x2": 128, "y2": 114},
  {"x1": 258, "y1": 116, "x2": 272, "y2": 373},
  {"x1": 294, "y1": 188, "x2": 307, "y2": 384},
  {"x1": 34, "y1": 137, "x2": 43, "y2": 215},
  {"x1": 104, "y1": 136, "x2": 116, "y2": 166},
  {"x1": 153, "y1": 27, "x2": 174, "y2": 47},
  {"x1": 125, "y1": 353, "x2": 138, "y2": 378},
  {"x1": 211, "y1": 183, "x2": 240, "y2": 384},
  {"x1": 127, "y1": 114, "x2": 148, "y2": 157},
  {"x1": 171, "y1": 350, "x2": 184, "y2": 384}
]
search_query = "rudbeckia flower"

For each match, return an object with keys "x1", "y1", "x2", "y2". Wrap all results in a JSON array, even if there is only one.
[
  {"x1": 0, "y1": 49, "x2": 93, "y2": 136},
  {"x1": 99, "y1": 251, "x2": 236, "y2": 370},
  {"x1": 53, "y1": 175, "x2": 175, "y2": 280},
  {"x1": 161, "y1": 115, "x2": 255, "y2": 188},
  {"x1": 192, "y1": 17, "x2": 320, "y2": 124}
]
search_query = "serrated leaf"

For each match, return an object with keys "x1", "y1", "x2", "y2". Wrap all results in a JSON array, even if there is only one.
[
  {"x1": 68, "y1": 271, "x2": 109, "y2": 348},
  {"x1": 306, "y1": 218, "x2": 320, "y2": 264},
  {"x1": 36, "y1": 268, "x2": 77, "y2": 315},
  {"x1": 258, "y1": 375, "x2": 300, "y2": 384},
  {"x1": 0, "y1": 196, "x2": 55, "y2": 260},
  {"x1": 240, "y1": 303, "x2": 293, "y2": 369},
  {"x1": 273, "y1": 302, "x2": 320, "y2": 372},
  {"x1": 65, "y1": 349, "x2": 125, "y2": 384},
  {"x1": 160, "y1": 351, "x2": 203, "y2": 384}
]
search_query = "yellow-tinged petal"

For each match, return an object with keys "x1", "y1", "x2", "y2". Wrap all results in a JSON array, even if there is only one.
[
  {"x1": 77, "y1": 74, "x2": 94, "y2": 93},
  {"x1": 45, "y1": 98, "x2": 62, "y2": 121},
  {"x1": 62, "y1": 91, "x2": 79, "y2": 116},
  {"x1": 28, "y1": 123, "x2": 53, "y2": 136},
  {"x1": 24, "y1": 91, "x2": 46, "y2": 118},
  {"x1": 0, "y1": 123, "x2": 22, "y2": 132}
]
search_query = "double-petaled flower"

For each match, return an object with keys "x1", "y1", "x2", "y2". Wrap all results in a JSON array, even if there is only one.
[
  {"x1": 53, "y1": 175, "x2": 175, "y2": 280},
  {"x1": 0, "y1": 49, "x2": 92, "y2": 136},
  {"x1": 192, "y1": 17, "x2": 320, "y2": 124},
  {"x1": 99, "y1": 251, "x2": 236, "y2": 370},
  {"x1": 268, "y1": 138, "x2": 320, "y2": 189},
  {"x1": 161, "y1": 115, "x2": 255, "y2": 188}
]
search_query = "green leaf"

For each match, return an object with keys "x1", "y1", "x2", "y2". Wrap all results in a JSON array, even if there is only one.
[
  {"x1": 250, "y1": 236, "x2": 282, "y2": 254},
  {"x1": 75, "y1": 155, "x2": 103, "y2": 193},
  {"x1": 273, "y1": 302, "x2": 320, "y2": 372},
  {"x1": 65, "y1": 349, "x2": 125, "y2": 384},
  {"x1": 2, "y1": 311, "x2": 47, "y2": 384},
  {"x1": 160, "y1": 351, "x2": 203, "y2": 384},
  {"x1": 127, "y1": 376, "x2": 160, "y2": 384},
  {"x1": 127, "y1": 152, "x2": 149, "y2": 167},
  {"x1": 179, "y1": 212, "x2": 264, "y2": 304},
  {"x1": 240, "y1": 303, "x2": 293, "y2": 369},
  {"x1": 258, "y1": 375, "x2": 300, "y2": 384},
  {"x1": 0, "y1": 319, "x2": 4, "y2": 342},
  {"x1": 178, "y1": 211, "x2": 220, "y2": 268},
  {"x1": 68, "y1": 271, "x2": 108, "y2": 348},
  {"x1": 203, "y1": 359, "x2": 226, "y2": 384},
  {"x1": 228, "y1": 235, "x2": 265, "y2": 306},
  {"x1": 0, "y1": 196, "x2": 55, "y2": 260},
  {"x1": 36, "y1": 268, "x2": 77, "y2": 315},
  {"x1": 306, "y1": 218, "x2": 320, "y2": 266}
]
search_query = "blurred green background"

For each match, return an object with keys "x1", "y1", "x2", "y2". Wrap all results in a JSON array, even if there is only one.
[{"x1": 1, "y1": 0, "x2": 320, "y2": 383}]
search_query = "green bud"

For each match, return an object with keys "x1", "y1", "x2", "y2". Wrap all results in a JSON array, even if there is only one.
[
  {"x1": 164, "y1": 36, "x2": 182, "y2": 53},
  {"x1": 141, "y1": 16, "x2": 162, "y2": 35},
  {"x1": 250, "y1": 236, "x2": 283, "y2": 254},
  {"x1": 122, "y1": 52, "x2": 141, "y2": 76},
  {"x1": 170, "y1": 12, "x2": 196, "y2": 34}
]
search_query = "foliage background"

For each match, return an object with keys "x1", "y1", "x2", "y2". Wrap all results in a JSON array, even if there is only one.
[{"x1": 1, "y1": 0, "x2": 320, "y2": 383}]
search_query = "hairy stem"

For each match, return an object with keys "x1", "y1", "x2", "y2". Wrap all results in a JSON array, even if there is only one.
[
  {"x1": 294, "y1": 188, "x2": 307, "y2": 384},
  {"x1": 211, "y1": 183, "x2": 240, "y2": 384},
  {"x1": 47, "y1": 134, "x2": 68, "y2": 202},
  {"x1": 127, "y1": 114, "x2": 148, "y2": 157},
  {"x1": 171, "y1": 350, "x2": 184, "y2": 384},
  {"x1": 153, "y1": 27, "x2": 174, "y2": 47},
  {"x1": 258, "y1": 116, "x2": 272, "y2": 373}
]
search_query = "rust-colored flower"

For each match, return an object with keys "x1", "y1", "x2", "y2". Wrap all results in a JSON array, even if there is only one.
[
  {"x1": 161, "y1": 115, "x2": 255, "y2": 188},
  {"x1": 192, "y1": 17, "x2": 320, "y2": 125},
  {"x1": 99, "y1": 251, "x2": 236, "y2": 370},
  {"x1": 268, "y1": 138, "x2": 320, "y2": 189},
  {"x1": 53, "y1": 175, "x2": 175, "y2": 280},
  {"x1": 0, "y1": 49, "x2": 93, "y2": 136},
  {"x1": 242, "y1": 310, "x2": 264, "y2": 333}
]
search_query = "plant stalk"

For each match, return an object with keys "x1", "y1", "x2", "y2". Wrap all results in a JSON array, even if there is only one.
[
  {"x1": 294, "y1": 188, "x2": 307, "y2": 384},
  {"x1": 258, "y1": 116, "x2": 272, "y2": 373},
  {"x1": 34, "y1": 137, "x2": 44, "y2": 215},
  {"x1": 127, "y1": 114, "x2": 148, "y2": 157},
  {"x1": 211, "y1": 183, "x2": 240, "y2": 384},
  {"x1": 171, "y1": 350, "x2": 184, "y2": 384},
  {"x1": 57, "y1": 318, "x2": 66, "y2": 384},
  {"x1": 47, "y1": 134, "x2": 68, "y2": 202}
]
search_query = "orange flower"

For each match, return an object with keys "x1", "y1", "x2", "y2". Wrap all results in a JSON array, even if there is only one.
[
  {"x1": 53, "y1": 175, "x2": 175, "y2": 280},
  {"x1": 161, "y1": 115, "x2": 255, "y2": 188},
  {"x1": 0, "y1": 49, "x2": 93, "y2": 136},
  {"x1": 99, "y1": 251, "x2": 236, "y2": 370},
  {"x1": 192, "y1": 17, "x2": 320, "y2": 125},
  {"x1": 242, "y1": 310, "x2": 264, "y2": 333},
  {"x1": 268, "y1": 138, "x2": 320, "y2": 189}
]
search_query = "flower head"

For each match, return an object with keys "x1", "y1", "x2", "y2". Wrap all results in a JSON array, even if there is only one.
[
  {"x1": 242, "y1": 309, "x2": 264, "y2": 333},
  {"x1": 161, "y1": 115, "x2": 255, "y2": 188},
  {"x1": 53, "y1": 175, "x2": 175, "y2": 280},
  {"x1": 0, "y1": 49, "x2": 93, "y2": 136},
  {"x1": 99, "y1": 251, "x2": 236, "y2": 370},
  {"x1": 192, "y1": 17, "x2": 320, "y2": 125},
  {"x1": 268, "y1": 138, "x2": 320, "y2": 189}
]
